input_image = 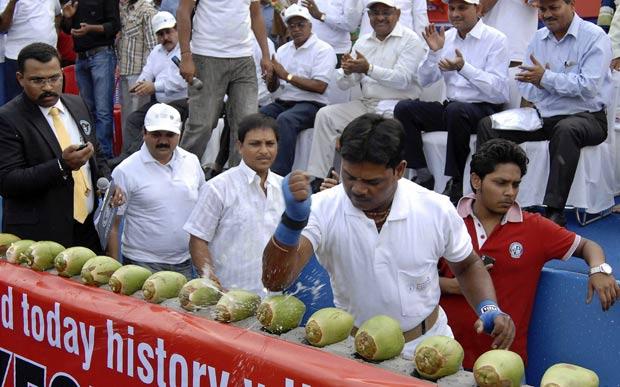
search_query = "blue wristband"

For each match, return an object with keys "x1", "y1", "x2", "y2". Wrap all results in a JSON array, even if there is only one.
[
  {"x1": 282, "y1": 174, "x2": 312, "y2": 221},
  {"x1": 274, "y1": 222, "x2": 302, "y2": 247},
  {"x1": 476, "y1": 300, "x2": 501, "y2": 334}
]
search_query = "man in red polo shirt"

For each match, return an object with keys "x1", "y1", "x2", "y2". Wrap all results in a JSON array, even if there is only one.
[{"x1": 439, "y1": 139, "x2": 619, "y2": 369}]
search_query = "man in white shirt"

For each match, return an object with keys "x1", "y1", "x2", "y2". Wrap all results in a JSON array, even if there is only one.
[
  {"x1": 260, "y1": 4, "x2": 336, "y2": 176},
  {"x1": 177, "y1": 0, "x2": 273, "y2": 173},
  {"x1": 184, "y1": 113, "x2": 284, "y2": 296},
  {"x1": 0, "y1": 0, "x2": 61, "y2": 100},
  {"x1": 394, "y1": 0, "x2": 509, "y2": 202},
  {"x1": 262, "y1": 113, "x2": 515, "y2": 359},
  {"x1": 108, "y1": 103, "x2": 205, "y2": 278},
  {"x1": 109, "y1": 11, "x2": 189, "y2": 169},
  {"x1": 306, "y1": 0, "x2": 427, "y2": 188},
  {"x1": 359, "y1": 0, "x2": 429, "y2": 37}
]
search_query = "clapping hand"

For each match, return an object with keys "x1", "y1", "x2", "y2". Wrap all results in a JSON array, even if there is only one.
[
  {"x1": 515, "y1": 54, "x2": 547, "y2": 88},
  {"x1": 271, "y1": 55, "x2": 289, "y2": 80},
  {"x1": 341, "y1": 51, "x2": 370, "y2": 75},
  {"x1": 438, "y1": 49, "x2": 465, "y2": 72},
  {"x1": 422, "y1": 24, "x2": 445, "y2": 52}
]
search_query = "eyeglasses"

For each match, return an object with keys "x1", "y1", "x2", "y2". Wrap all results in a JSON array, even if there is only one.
[
  {"x1": 287, "y1": 21, "x2": 308, "y2": 30},
  {"x1": 367, "y1": 9, "x2": 396, "y2": 17},
  {"x1": 28, "y1": 74, "x2": 63, "y2": 86}
]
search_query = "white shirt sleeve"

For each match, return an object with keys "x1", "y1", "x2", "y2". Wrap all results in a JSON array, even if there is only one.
[
  {"x1": 457, "y1": 34, "x2": 510, "y2": 104},
  {"x1": 441, "y1": 202, "x2": 473, "y2": 263},
  {"x1": 411, "y1": 0, "x2": 429, "y2": 37},
  {"x1": 311, "y1": 46, "x2": 337, "y2": 84},
  {"x1": 183, "y1": 182, "x2": 225, "y2": 242},
  {"x1": 324, "y1": 0, "x2": 365, "y2": 33},
  {"x1": 301, "y1": 202, "x2": 323, "y2": 253},
  {"x1": 111, "y1": 167, "x2": 130, "y2": 217},
  {"x1": 138, "y1": 50, "x2": 157, "y2": 82},
  {"x1": 418, "y1": 49, "x2": 444, "y2": 87},
  {"x1": 366, "y1": 34, "x2": 427, "y2": 90}
]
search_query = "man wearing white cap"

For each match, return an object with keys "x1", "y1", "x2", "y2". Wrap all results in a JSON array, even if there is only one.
[
  {"x1": 108, "y1": 103, "x2": 205, "y2": 278},
  {"x1": 260, "y1": 4, "x2": 336, "y2": 176},
  {"x1": 359, "y1": 0, "x2": 429, "y2": 37},
  {"x1": 306, "y1": 0, "x2": 427, "y2": 189},
  {"x1": 108, "y1": 11, "x2": 189, "y2": 169},
  {"x1": 394, "y1": 0, "x2": 509, "y2": 201}
]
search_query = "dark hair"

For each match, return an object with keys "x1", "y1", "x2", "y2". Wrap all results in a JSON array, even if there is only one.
[
  {"x1": 17, "y1": 43, "x2": 61, "y2": 73},
  {"x1": 339, "y1": 113, "x2": 404, "y2": 169},
  {"x1": 237, "y1": 113, "x2": 279, "y2": 143},
  {"x1": 470, "y1": 139, "x2": 528, "y2": 183}
]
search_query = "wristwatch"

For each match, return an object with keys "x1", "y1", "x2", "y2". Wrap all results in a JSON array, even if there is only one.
[
  {"x1": 286, "y1": 73, "x2": 294, "y2": 82},
  {"x1": 320, "y1": 13, "x2": 326, "y2": 22},
  {"x1": 589, "y1": 263, "x2": 613, "y2": 276}
]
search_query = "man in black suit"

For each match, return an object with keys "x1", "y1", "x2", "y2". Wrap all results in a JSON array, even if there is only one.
[{"x1": 0, "y1": 43, "x2": 111, "y2": 252}]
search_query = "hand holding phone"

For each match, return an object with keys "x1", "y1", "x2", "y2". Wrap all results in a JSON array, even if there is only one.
[
  {"x1": 481, "y1": 255, "x2": 496, "y2": 266},
  {"x1": 76, "y1": 143, "x2": 88, "y2": 151}
]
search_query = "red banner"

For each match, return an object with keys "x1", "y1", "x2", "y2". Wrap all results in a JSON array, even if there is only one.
[{"x1": 0, "y1": 262, "x2": 433, "y2": 387}]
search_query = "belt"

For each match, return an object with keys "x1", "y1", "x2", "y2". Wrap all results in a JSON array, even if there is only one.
[
  {"x1": 351, "y1": 305, "x2": 439, "y2": 343},
  {"x1": 77, "y1": 45, "x2": 112, "y2": 60}
]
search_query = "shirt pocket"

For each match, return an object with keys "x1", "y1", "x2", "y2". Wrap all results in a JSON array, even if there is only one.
[{"x1": 397, "y1": 268, "x2": 434, "y2": 317}]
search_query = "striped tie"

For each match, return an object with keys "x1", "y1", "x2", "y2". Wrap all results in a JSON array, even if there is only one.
[{"x1": 49, "y1": 107, "x2": 90, "y2": 223}]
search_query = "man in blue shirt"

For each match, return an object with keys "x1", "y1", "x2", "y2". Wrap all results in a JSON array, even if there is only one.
[{"x1": 476, "y1": 0, "x2": 612, "y2": 226}]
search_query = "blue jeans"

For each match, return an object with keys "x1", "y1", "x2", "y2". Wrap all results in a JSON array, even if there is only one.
[
  {"x1": 260, "y1": 100, "x2": 323, "y2": 176},
  {"x1": 75, "y1": 48, "x2": 116, "y2": 159},
  {"x1": 3, "y1": 58, "x2": 20, "y2": 102}
]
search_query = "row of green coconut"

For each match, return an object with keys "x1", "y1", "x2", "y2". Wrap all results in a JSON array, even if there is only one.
[{"x1": 0, "y1": 235, "x2": 600, "y2": 386}]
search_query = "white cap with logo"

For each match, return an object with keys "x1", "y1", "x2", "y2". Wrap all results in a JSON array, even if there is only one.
[
  {"x1": 441, "y1": 0, "x2": 480, "y2": 4},
  {"x1": 366, "y1": 0, "x2": 398, "y2": 8},
  {"x1": 283, "y1": 4, "x2": 312, "y2": 23},
  {"x1": 151, "y1": 11, "x2": 176, "y2": 33},
  {"x1": 144, "y1": 103, "x2": 182, "y2": 135}
]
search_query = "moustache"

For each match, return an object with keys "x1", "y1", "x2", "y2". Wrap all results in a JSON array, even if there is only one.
[
  {"x1": 38, "y1": 92, "x2": 58, "y2": 100},
  {"x1": 155, "y1": 144, "x2": 170, "y2": 149}
]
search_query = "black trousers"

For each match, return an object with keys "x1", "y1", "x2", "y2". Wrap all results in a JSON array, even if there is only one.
[
  {"x1": 476, "y1": 109, "x2": 608, "y2": 209},
  {"x1": 73, "y1": 212, "x2": 102, "y2": 254},
  {"x1": 394, "y1": 100, "x2": 502, "y2": 178}
]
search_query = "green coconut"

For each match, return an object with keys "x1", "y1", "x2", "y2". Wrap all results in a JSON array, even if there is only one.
[
  {"x1": 142, "y1": 271, "x2": 188, "y2": 303},
  {"x1": 354, "y1": 315, "x2": 405, "y2": 361},
  {"x1": 473, "y1": 349, "x2": 524, "y2": 387},
  {"x1": 54, "y1": 246, "x2": 97, "y2": 277},
  {"x1": 109, "y1": 265, "x2": 153, "y2": 295},
  {"x1": 414, "y1": 335, "x2": 464, "y2": 381},
  {"x1": 305, "y1": 307, "x2": 354, "y2": 347},
  {"x1": 213, "y1": 289, "x2": 261, "y2": 322},
  {"x1": 0, "y1": 233, "x2": 21, "y2": 256},
  {"x1": 257, "y1": 294, "x2": 306, "y2": 334},
  {"x1": 5, "y1": 240, "x2": 35, "y2": 264},
  {"x1": 178, "y1": 278, "x2": 222, "y2": 311},
  {"x1": 18, "y1": 241, "x2": 65, "y2": 271},
  {"x1": 80, "y1": 256, "x2": 122, "y2": 286},
  {"x1": 540, "y1": 363, "x2": 599, "y2": 387}
]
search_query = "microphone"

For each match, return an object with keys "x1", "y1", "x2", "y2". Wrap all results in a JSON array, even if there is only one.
[
  {"x1": 96, "y1": 177, "x2": 110, "y2": 202},
  {"x1": 171, "y1": 56, "x2": 203, "y2": 90}
]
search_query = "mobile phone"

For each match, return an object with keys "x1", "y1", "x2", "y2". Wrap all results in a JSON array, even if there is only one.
[
  {"x1": 481, "y1": 255, "x2": 496, "y2": 266},
  {"x1": 326, "y1": 167, "x2": 336, "y2": 179},
  {"x1": 76, "y1": 143, "x2": 88, "y2": 151}
]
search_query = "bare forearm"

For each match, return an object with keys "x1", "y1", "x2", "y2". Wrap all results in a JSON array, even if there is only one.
[
  {"x1": 439, "y1": 276, "x2": 462, "y2": 295},
  {"x1": 106, "y1": 219, "x2": 121, "y2": 260},
  {"x1": 575, "y1": 238, "x2": 606, "y2": 267},
  {"x1": 288, "y1": 77, "x2": 328, "y2": 94},
  {"x1": 250, "y1": 2, "x2": 270, "y2": 60},
  {"x1": 449, "y1": 254, "x2": 498, "y2": 309},
  {"x1": 177, "y1": 0, "x2": 194, "y2": 54},
  {"x1": 262, "y1": 237, "x2": 312, "y2": 291},
  {"x1": 0, "y1": 0, "x2": 17, "y2": 32},
  {"x1": 189, "y1": 235, "x2": 216, "y2": 277}
]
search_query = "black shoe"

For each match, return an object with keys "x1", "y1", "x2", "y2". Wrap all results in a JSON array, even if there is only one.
[
  {"x1": 545, "y1": 207, "x2": 567, "y2": 227},
  {"x1": 442, "y1": 178, "x2": 463, "y2": 205},
  {"x1": 412, "y1": 175, "x2": 435, "y2": 191},
  {"x1": 310, "y1": 178, "x2": 324, "y2": 194}
]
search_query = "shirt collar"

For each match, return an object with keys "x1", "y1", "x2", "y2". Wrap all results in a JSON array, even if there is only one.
[
  {"x1": 138, "y1": 142, "x2": 182, "y2": 167},
  {"x1": 541, "y1": 13, "x2": 581, "y2": 41},
  {"x1": 371, "y1": 22, "x2": 404, "y2": 41},
  {"x1": 38, "y1": 99, "x2": 67, "y2": 117},
  {"x1": 456, "y1": 193, "x2": 523, "y2": 224},
  {"x1": 238, "y1": 159, "x2": 278, "y2": 187},
  {"x1": 464, "y1": 19, "x2": 485, "y2": 40},
  {"x1": 343, "y1": 178, "x2": 408, "y2": 220},
  {"x1": 295, "y1": 33, "x2": 318, "y2": 50}
]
